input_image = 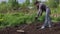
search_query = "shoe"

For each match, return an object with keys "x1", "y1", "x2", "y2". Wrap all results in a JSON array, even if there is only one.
[
  {"x1": 48, "y1": 25, "x2": 51, "y2": 28},
  {"x1": 40, "y1": 26, "x2": 45, "y2": 29}
]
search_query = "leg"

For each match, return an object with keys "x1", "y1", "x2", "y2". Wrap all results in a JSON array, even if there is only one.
[
  {"x1": 41, "y1": 7, "x2": 52, "y2": 29},
  {"x1": 41, "y1": 14, "x2": 48, "y2": 29},
  {"x1": 46, "y1": 8, "x2": 52, "y2": 28},
  {"x1": 35, "y1": 10, "x2": 42, "y2": 20},
  {"x1": 48, "y1": 16, "x2": 52, "y2": 27}
]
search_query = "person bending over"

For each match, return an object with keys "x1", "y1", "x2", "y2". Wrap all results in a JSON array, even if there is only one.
[{"x1": 34, "y1": 1, "x2": 52, "y2": 29}]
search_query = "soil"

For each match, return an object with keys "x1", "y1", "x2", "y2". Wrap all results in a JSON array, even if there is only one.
[{"x1": 0, "y1": 22, "x2": 60, "y2": 34}]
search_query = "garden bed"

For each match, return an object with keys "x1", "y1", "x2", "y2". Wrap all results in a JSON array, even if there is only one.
[{"x1": 0, "y1": 22, "x2": 60, "y2": 34}]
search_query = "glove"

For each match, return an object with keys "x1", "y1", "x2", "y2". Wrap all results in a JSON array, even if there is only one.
[{"x1": 35, "y1": 16, "x2": 38, "y2": 20}]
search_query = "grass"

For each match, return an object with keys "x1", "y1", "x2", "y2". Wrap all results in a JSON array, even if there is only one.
[
  {"x1": 0, "y1": 12, "x2": 36, "y2": 28},
  {"x1": 0, "y1": 9, "x2": 60, "y2": 28}
]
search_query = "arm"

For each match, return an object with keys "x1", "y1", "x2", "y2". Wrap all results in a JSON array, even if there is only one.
[
  {"x1": 35, "y1": 4, "x2": 42, "y2": 19},
  {"x1": 38, "y1": 5, "x2": 42, "y2": 16}
]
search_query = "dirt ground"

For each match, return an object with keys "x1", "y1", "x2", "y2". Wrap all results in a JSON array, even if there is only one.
[{"x1": 0, "y1": 22, "x2": 60, "y2": 34}]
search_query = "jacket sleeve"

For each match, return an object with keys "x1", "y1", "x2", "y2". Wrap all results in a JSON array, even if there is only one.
[{"x1": 37, "y1": 3, "x2": 42, "y2": 17}]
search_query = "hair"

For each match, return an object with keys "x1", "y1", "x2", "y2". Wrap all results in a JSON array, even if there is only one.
[{"x1": 34, "y1": 0, "x2": 39, "y2": 5}]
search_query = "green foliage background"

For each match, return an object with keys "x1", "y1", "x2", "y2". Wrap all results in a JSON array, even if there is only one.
[{"x1": 0, "y1": 0, "x2": 60, "y2": 28}]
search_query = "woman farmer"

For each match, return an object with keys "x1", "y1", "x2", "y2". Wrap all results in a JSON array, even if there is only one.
[{"x1": 34, "y1": 1, "x2": 52, "y2": 29}]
